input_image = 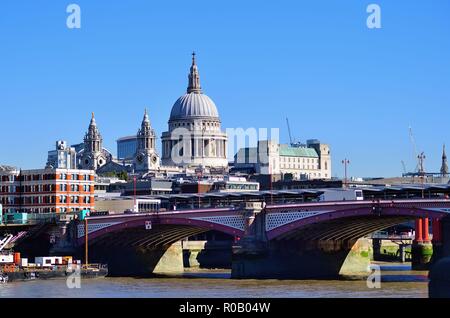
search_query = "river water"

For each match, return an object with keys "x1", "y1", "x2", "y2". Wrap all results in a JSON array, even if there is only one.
[{"x1": 0, "y1": 264, "x2": 429, "y2": 298}]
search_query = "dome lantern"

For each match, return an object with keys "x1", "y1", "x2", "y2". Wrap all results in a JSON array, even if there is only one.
[{"x1": 187, "y1": 52, "x2": 202, "y2": 94}]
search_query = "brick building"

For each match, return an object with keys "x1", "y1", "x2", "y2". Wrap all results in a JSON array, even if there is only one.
[{"x1": 0, "y1": 167, "x2": 95, "y2": 214}]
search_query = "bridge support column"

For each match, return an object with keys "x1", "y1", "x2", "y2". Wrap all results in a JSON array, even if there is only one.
[
  {"x1": 232, "y1": 238, "x2": 371, "y2": 280},
  {"x1": 431, "y1": 219, "x2": 444, "y2": 265},
  {"x1": 399, "y1": 244, "x2": 407, "y2": 263},
  {"x1": 429, "y1": 257, "x2": 450, "y2": 298},
  {"x1": 412, "y1": 218, "x2": 433, "y2": 270},
  {"x1": 182, "y1": 240, "x2": 232, "y2": 269},
  {"x1": 372, "y1": 238, "x2": 382, "y2": 261},
  {"x1": 152, "y1": 242, "x2": 184, "y2": 275},
  {"x1": 86, "y1": 242, "x2": 184, "y2": 277},
  {"x1": 429, "y1": 216, "x2": 450, "y2": 267},
  {"x1": 232, "y1": 202, "x2": 269, "y2": 279}
]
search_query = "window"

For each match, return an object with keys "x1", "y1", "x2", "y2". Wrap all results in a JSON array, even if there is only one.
[{"x1": 71, "y1": 196, "x2": 79, "y2": 204}]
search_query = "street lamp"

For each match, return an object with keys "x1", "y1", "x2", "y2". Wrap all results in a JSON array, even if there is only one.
[{"x1": 342, "y1": 159, "x2": 350, "y2": 188}]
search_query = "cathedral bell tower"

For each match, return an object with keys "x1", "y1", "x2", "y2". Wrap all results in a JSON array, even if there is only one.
[
  {"x1": 134, "y1": 109, "x2": 160, "y2": 172},
  {"x1": 80, "y1": 113, "x2": 108, "y2": 170}
]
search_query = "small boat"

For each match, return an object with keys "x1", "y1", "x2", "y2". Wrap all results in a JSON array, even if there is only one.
[
  {"x1": 0, "y1": 273, "x2": 8, "y2": 284},
  {"x1": 4, "y1": 264, "x2": 108, "y2": 283}
]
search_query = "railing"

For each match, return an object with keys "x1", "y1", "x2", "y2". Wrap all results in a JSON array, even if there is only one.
[
  {"x1": 81, "y1": 264, "x2": 108, "y2": 270},
  {"x1": 1, "y1": 263, "x2": 108, "y2": 273},
  {"x1": 267, "y1": 198, "x2": 450, "y2": 210},
  {"x1": 2, "y1": 212, "x2": 78, "y2": 226},
  {"x1": 370, "y1": 232, "x2": 414, "y2": 240}
]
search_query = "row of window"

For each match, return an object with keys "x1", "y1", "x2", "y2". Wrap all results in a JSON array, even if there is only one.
[
  {"x1": 281, "y1": 157, "x2": 318, "y2": 164},
  {"x1": 281, "y1": 164, "x2": 319, "y2": 170},
  {"x1": 1, "y1": 173, "x2": 93, "y2": 183},
  {"x1": 3, "y1": 207, "x2": 91, "y2": 214},
  {"x1": 1, "y1": 196, "x2": 93, "y2": 205},
  {"x1": 171, "y1": 121, "x2": 220, "y2": 130},
  {"x1": 0, "y1": 184, "x2": 93, "y2": 193},
  {"x1": 59, "y1": 184, "x2": 92, "y2": 192},
  {"x1": 285, "y1": 172, "x2": 329, "y2": 179},
  {"x1": 225, "y1": 184, "x2": 259, "y2": 191},
  {"x1": 59, "y1": 174, "x2": 92, "y2": 181},
  {"x1": 58, "y1": 196, "x2": 92, "y2": 204}
]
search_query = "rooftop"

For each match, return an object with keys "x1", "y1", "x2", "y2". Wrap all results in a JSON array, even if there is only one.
[
  {"x1": 117, "y1": 136, "x2": 138, "y2": 142},
  {"x1": 279, "y1": 145, "x2": 319, "y2": 158},
  {"x1": 0, "y1": 165, "x2": 18, "y2": 172},
  {"x1": 111, "y1": 183, "x2": 450, "y2": 203}
]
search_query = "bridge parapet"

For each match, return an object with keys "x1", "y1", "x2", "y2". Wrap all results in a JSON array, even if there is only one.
[
  {"x1": 264, "y1": 200, "x2": 450, "y2": 239},
  {"x1": 75, "y1": 208, "x2": 248, "y2": 245}
]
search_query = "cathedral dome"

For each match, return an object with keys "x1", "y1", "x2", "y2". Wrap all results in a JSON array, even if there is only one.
[
  {"x1": 162, "y1": 53, "x2": 229, "y2": 169},
  {"x1": 170, "y1": 92, "x2": 219, "y2": 121},
  {"x1": 169, "y1": 52, "x2": 220, "y2": 122}
]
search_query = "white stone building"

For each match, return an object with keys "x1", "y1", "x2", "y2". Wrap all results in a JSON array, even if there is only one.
[
  {"x1": 46, "y1": 141, "x2": 77, "y2": 170},
  {"x1": 133, "y1": 109, "x2": 160, "y2": 172},
  {"x1": 234, "y1": 139, "x2": 331, "y2": 180},
  {"x1": 161, "y1": 53, "x2": 228, "y2": 170},
  {"x1": 78, "y1": 113, "x2": 113, "y2": 171}
]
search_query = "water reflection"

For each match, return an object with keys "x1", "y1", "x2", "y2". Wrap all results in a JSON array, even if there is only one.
[{"x1": 0, "y1": 264, "x2": 429, "y2": 298}]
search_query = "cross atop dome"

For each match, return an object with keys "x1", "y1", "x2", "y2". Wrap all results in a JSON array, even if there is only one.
[
  {"x1": 90, "y1": 112, "x2": 96, "y2": 126},
  {"x1": 188, "y1": 52, "x2": 202, "y2": 94}
]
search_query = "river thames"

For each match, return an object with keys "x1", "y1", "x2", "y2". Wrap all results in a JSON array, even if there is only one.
[{"x1": 0, "y1": 265, "x2": 429, "y2": 298}]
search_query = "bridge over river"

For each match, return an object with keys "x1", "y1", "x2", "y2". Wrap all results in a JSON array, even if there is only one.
[{"x1": 67, "y1": 199, "x2": 450, "y2": 279}]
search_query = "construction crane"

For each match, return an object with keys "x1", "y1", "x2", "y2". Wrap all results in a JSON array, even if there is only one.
[
  {"x1": 286, "y1": 118, "x2": 294, "y2": 146},
  {"x1": 401, "y1": 160, "x2": 407, "y2": 176},
  {"x1": 286, "y1": 118, "x2": 303, "y2": 148},
  {"x1": 409, "y1": 126, "x2": 421, "y2": 173},
  {"x1": 405, "y1": 126, "x2": 428, "y2": 181}
]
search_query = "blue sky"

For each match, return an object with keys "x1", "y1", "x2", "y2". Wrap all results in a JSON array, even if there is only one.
[{"x1": 0, "y1": 0, "x2": 449, "y2": 178}]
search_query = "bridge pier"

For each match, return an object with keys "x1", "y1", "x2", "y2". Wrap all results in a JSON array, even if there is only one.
[
  {"x1": 231, "y1": 202, "x2": 371, "y2": 279},
  {"x1": 432, "y1": 216, "x2": 450, "y2": 263},
  {"x1": 372, "y1": 238, "x2": 382, "y2": 261},
  {"x1": 412, "y1": 218, "x2": 433, "y2": 270},
  {"x1": 232, "y1": 238, "x2": 371, "y2": 280},
  {"x1": 182, "y1": 240, "x2": 232, "y2": 269},
  {"x1": 429, "y1": 217, "x2": 450, "y2": 297},
  {"x1": 86, "y1": 242, "x2": 184, "y2": 277},
  {"x1": 399, "y1": 244, "x2": 407, "y2": 263}
]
